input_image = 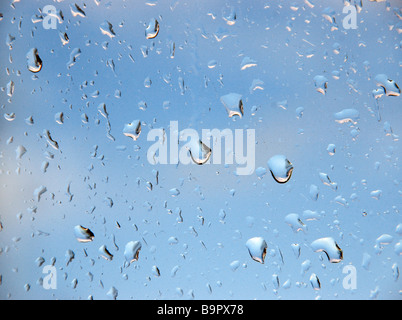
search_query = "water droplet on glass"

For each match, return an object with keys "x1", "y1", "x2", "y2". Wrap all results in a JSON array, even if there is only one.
[
  {"x1": 70, "y1": 3, "x2": 86, "y2": 17},
  {"x1": 15, "y1": 145, "x2": 27, "y2": 160},
  {"x1": 240, "y1": 56, "x2": 257, "y2": 71},
  {"x1": 99, "y1": 245, "x2": 113, "y2": 260},
  {"x1": 6, "y1": 80, "x2": 15, "y2": 97},
  {"x1": 284, "y1": 213, "x2": 306, "y2": 233},
  {"x1": 375, "y1": 74, "x2": 400, "y2": 97},
  {"x1": 74, "y1": 225, "x2": 94, "y2": 243},
  {"x1": 106, "y1": 286, "x2": 118, "y2": 300},
  {"x1": 309, "y1": 184, "x2": 319, "y2": 201},
  {"x1": 319, "y1": 172, "x2": 338, "y2": 190},
  {"x1": 124, "y1": 241, "x2": 142, "y2": 263},
  {"x1": 26, "y1": 48, "x2": 43, "y2": 73},
  {"x1": 33, "y1": 185, "x2": 47, "y2": 202},
  {"x1": 151, "y1": 265, "x2": 161, "y2": 277},
  {"x1": 100, "y1": 21, "x2": 116, "y2": 38},
  {"x1": 67, "y1": 48, "x2": 81, "y2": 69},
  {"x1": 313, "y1": 75, "x2": 328, "y2": 95},
  {"x1": 334, "y1": 109, "x2": 359, "y2": 124},
  {"x1": 220, "y1": 93, "x2": 244, "y2": 118},
  {"x1": 188, "y1": 140, "x2": 212, "y2": 165},
  {"x1": 309, "y1": 273, "x2": 321, "y2": 290},
  {"x1": 145, "y1": 18, "x2": 159, "y2": 39},
  {"x1": 267, "y1": 155, "x2": 293, "y2": 184},
  {"x1": 246, "y1": 237, "x2": 267, "y2": 264},
  {"x1": 327, "y1": 144, "x2": 336, "y2": 155},
  {"x1": 311, "y1": 237, "x2": 343, "y2": 263},
  {"x1": 123, "y1": 120, "x2": 141, "y2": 141}
]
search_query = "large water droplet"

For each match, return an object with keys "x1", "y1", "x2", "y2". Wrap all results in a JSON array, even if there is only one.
[
  {"x1": 100, "y1": 21, "x2": 116, "y2": 38},
  {"x1": 26, "y1": 48, "x2": 42, "y2": 73},
  {"x1": 124, "y1": 241, "x2": 142, "y2": 263},
  {"x1": 70, "y1": 3, "x2": 86, "y2": 17},
  {"x1": 145, "y1": 18, "x2": 159, "y2": 39},
  {"x1": 267, "y1": 155, "x2": 293, "y2": 184},
  {"x1": 188, "y1": 140, "x2": 212, "y2": 165},
  {"x1": 311, "y1": 237, "x2": 343, "y2": 263},
  {"x1": 74, "y1": 225, "x2": 94, "y2": 243},
  {"x1": 220, "y1": 93, "x2": 244, "y2": 118},
  {"x1": 246, "y1": 237, "x2": 267, "y2": 264}
]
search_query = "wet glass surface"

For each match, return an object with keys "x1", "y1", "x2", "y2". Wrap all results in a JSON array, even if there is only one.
[{"x1": 0, "y1": 0, "x2": 401, "y2": 300}]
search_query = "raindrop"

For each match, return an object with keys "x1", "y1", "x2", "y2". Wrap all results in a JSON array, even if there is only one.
[
  {"x1": 309, "y1": 273, "x2": 321, "y2": 290},
  {"x1": 311, "y1": 237, "x2": 343, "y2": 263},
  {"x1": 220, "y1": 93, "x2": 244, "y2": 118},
  {"x1": 375, "y1": 74, "x2": 400, "y2": 97},
  {"x1": 15, "y1": 145, "x2": 27, "y2": 160},
  {"x1": 33, "y1": 186, "x2": 47, "y2": 202},
  {"x1": 100, "y1": 21, "x2": 116, "y2": 38},
  {"x1": 267, "y1": 155, "x2": 293, "y2": 184},
  {"x1": 245, "y1": 237, "x2": 267, "y2": 264},
  {"x1": 334, "y1": 109, "x2": 359, "y2": 124},
  {"x1": 313, "y1": 75, "x2": 328, "y2": 95},
  {"x1": 123, "y1": 120, "x2": 141, "y2": 141},
  {"x1": 6, "y1": 80, "x2": 15, "y2": 97},
  {"x1": 145, "y1": 18, "x2": 159, "y2": 39},
  {"x1": 124, "y1": 241, "x2": 142, "y2": 263},
  {"x1": 327, "y1": 144, "x2": 336, "y2": 156},
  {"x1": 151, "y1": 265, "x2": 161, "y2": 277},
  {"x1": 99, "y1": 245, "x2": 113, "y2": 260},
  {"x1": 70, "y1": 3, "x2": 86, "y2": 18},
  {"x1": 284, "y1": 213, "x2": 306, "y2": 233},
  {"x1": 240, "y1": 57, "x2": 257, "y2": 70},
  {"x1": 26, "y1": 48, "x2": 43, "y2": 73},
  {"x1": 74, "y1": 225, "x2": 94, "y2": 243},
  {"x1": 188, "y1": 140, "x2": 212, "y2": 165},
  {"x1": 309, "y1": 184, "x2": 319, "y2": 201}
]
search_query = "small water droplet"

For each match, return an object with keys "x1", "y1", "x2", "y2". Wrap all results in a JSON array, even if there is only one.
[
  {"x1": 100, "y1": 21, "x2": 116, "y2": 38},
  {"x1": 123, "y1": 120, "x2": 141, "y2": 141},
  {"x1": 145, "y1": 18, "x2": 159, "y2": 39},
  {"x1": 99, "y1": 245, "x2": 113, "y2": 260},
  {"x1": 33, "y1": 185, "x2": 47, "y2": 202},
  {"x1": 309, "y1": 273, "x2": 321, "y2": 290},
  {"x1": 284, "y1": 213, "x2": 306, "y2": 233},
  {"x1": 240, "y1": 56, "x2": 257, "y2": 70},
  {"x1": 220, "y1": 93, "x2": 244, "y2": 118},
  {"x1": 313, "y1": 75, "x2": 328, "y2": 95},
  {"x1": 334, "y1": 109, "x2": 359, "y2": 124},
  {"x1": 375, "y1": 74, "x2": 400, "y2": 96},
  {"x1": 15, "y1": 145, "x2": 27, "y2": 160},
  {"x1": 26, "y1": 48, "x2": 43, "y2": 73},
  {"x1": 74, "y1": 225, "x2": 94, "y2": 243}
]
